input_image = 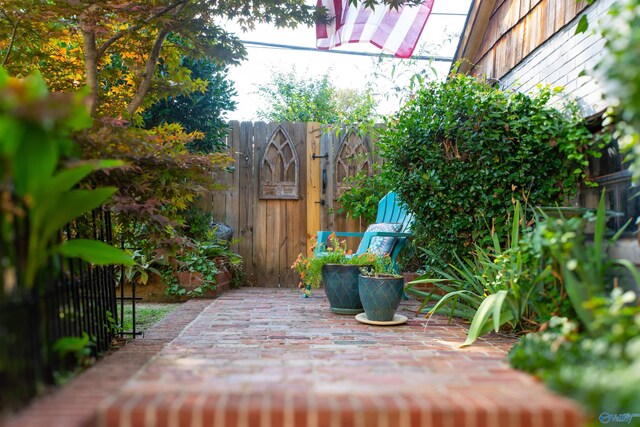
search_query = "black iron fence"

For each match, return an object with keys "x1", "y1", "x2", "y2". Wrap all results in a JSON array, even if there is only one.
[{"x1": 0, "y1": 208, "x2": 124, "y2": 411}]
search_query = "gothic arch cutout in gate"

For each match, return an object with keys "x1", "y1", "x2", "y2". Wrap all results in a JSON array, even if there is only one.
[
  {"x1": 260, "y1": 125, "x2": 299, "y2": 199},
  {"x1": 208, "y1": 121, "x2": 379, "y2": 287},
  {"x1": 334, "y1": 131, "x2": 372, "y2": 196}
]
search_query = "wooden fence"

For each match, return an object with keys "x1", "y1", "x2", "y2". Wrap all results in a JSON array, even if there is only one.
[{"x1": 203, "y1": 121, "x2": 378, "y2": 287}]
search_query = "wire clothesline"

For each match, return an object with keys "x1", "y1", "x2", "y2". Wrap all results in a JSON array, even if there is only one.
[
  {"x1": 239, "y1": 10, "x2": 466, "y2": 61},
  {"x1": 241, "y1": 40, "x2": 454, "y2": 62}
]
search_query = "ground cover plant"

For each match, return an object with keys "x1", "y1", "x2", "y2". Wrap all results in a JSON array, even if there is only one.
[
  {"x1": 120, "y1": 303, "x2": 179, "y2": 333},
  {"x1": 379, "y1": 74, "x2": 596, "y2": 266}
]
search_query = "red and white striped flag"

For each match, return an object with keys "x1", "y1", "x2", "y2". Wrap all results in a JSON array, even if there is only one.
[{"x1": 316, "y1": 0, "x2": 435, "y2": 58}]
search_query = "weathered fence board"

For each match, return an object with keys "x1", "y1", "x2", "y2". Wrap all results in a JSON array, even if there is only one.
[
  {"x1": 306, "y1": 124, "x2": 322, "y2": 256},
  {"x1": 209, "y1": 121, "x2": 375, "y2": 287}
]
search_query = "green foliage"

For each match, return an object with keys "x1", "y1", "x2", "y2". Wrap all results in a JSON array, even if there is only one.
[
  {"x1": 532, "y1": 192, "x2": 640, "y2": 333},
  {"x1": 161, "y1": 241, "x2": 219, "y2": 297},
  {"x1": 291, "y1": 234, "x2": 391, "y2": 293},
  {"x1": 52, "y1": 332, "x2": 93, "y2": 360},
  {"x1": 57, "y1": 239, "x2": 135, "y2": 266},
  {"x1": 379, "y1": 74, "x2": 595, "y2": 264},
  {"x1": 143, "y1": 57, "x2": 237, "y2": 153},
  {"x1": 181, "y1": 202, "x2": 217, "y2": 240},
  {"x1": 574, "y1": 14, "x2": 589, "y2": 35},
  {"x1": 509, "y1": 290, "x2": 640, "y2": 418},
  {"x1": 594, "y1": 0, "x2": 640, "y2": 182},
  {"x1": 77, "y1": 121, "x2": 234, "y2": 255},
  {"x1": 160, "y1": 234, "x2": 243, "y2": 297},
  {"x1": 334, "y1": 163, "x2": 392, "y2": 223},
  {"x1": 121, "y1": 249, "x2": 162, "y2": 286},
  {"x1": 52, "y1": 332, "x2": 96, "y2": 385},
  {"x1": 367, "y1": 37, "x2": 449, "y2": 110},
  {"x1": 0, "y1": 70, "x2": 133, "y2": 291},
  {"x1": 408, "y1": 202, "x2": 560, "y2": 345},
  {"x1": 507, "y1": 186, "x2": 640, "y2": 419},
  {"x1": 409, "y1": 192, "x2": 640, "y2": 347},
  {"x1": 358, "y1": 254, "x2": 400, "y2": 278},
  {"x1": 256, "y1": 69, "x2": 378, "y2": 128}
]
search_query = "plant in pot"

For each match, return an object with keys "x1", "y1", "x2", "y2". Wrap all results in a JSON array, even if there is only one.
[
  {"x1": 291, "y1": 234, "x2": 376, "y2": 314},
  {"x1": 357, "y1": 255, "x2": 406, "y2": 324}
]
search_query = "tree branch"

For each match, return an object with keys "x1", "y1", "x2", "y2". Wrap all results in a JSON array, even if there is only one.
[
  {"x1": 1, "y1": 15, "x2": 22, "y2": 67},
  {"x1": 96, "y1": 1, "x2": 187, "y2": 61},
  {"x1": 126, "y1": 27, "x2": 170, "y2": 117}
]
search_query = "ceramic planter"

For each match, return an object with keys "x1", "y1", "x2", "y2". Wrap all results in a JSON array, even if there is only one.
[
  {"x1": 358, "y1": 275, "x2": 404, "y2": 321},
  {"x1": 321, "y1": 264, "x2": 364, "y2": 315}
]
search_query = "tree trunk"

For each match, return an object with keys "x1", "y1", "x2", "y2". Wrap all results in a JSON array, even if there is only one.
[
  {"x1": 80, "y1": 15, "x2": 99, "y2": 117},
  {"x1": 125, "y1": 28, "x2": 170, "y2": 118}
]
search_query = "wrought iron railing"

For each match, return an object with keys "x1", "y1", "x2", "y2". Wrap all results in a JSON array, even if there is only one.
[{"x1": 0, "y1": 208, "x2": 129, "y2": 411}]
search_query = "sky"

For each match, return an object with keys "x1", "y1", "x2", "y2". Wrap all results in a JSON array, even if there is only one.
[{"x1": 222, "y1": 1, "x2": 473, "y2": 121}]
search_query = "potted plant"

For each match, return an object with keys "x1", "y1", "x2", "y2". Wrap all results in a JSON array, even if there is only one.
[
  {"x1": 357, "y1": 256, "x2": 406, "y2": 323},
  {"x1": 291, "y1": 234, "x2": 376, "y2": 314}
]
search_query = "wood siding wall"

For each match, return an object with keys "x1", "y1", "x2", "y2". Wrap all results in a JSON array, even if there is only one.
[
  {"x1": 464, "y1": 0, "x2": 588, "y2": 79},
  {"x1": 498, "y1": 0, "x2": 611, "y2": 117},
  {"x1": 203, "y1": 122, "x2": 377, "y2": 288}
]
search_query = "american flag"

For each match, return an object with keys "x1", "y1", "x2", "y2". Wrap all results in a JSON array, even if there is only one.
[{"x1": 316, "y1": 0, "x2": 436, "y2": 59}]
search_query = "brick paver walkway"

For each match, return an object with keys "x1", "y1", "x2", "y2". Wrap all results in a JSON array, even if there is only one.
[{"x1": 4, "y1": 288, "x2": 583, "y2": 427}]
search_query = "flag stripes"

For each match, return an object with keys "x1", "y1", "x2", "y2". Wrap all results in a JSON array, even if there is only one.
[{"x1": 316, "y1": 0, "x2": 436, "y2": 59}]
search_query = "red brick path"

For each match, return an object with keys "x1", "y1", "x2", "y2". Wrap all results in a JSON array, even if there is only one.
[{"x1": 4, "y1": 288, "x2": 584, "y2": 427}]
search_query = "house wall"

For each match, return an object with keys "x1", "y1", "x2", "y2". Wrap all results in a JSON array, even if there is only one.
[
  {"x1": 499, "y1": 0, "x2": 613, "y2": 117},
  {"x1": 458, "y1": 0, "x2": 589, "y2": 79},
  {"x1": 498, "y1": 0, "x2": 640, "y2": 270}
]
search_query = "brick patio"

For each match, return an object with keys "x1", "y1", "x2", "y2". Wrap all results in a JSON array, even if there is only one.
[{"x1": 4, "y1": 288, "x2": 584, "y2": 427}]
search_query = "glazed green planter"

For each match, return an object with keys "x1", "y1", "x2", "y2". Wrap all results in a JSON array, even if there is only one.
[
  {"x1": 321, "y1": 264, "x2": 365, "y2": 315},
  {"x1": 358, "y1": 275, "x2": 404, "y2": 321}
]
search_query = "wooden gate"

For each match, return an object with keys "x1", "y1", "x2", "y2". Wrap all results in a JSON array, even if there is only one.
[{"x1": 205, "y1": 121, "x2": 377, "y2": 287}]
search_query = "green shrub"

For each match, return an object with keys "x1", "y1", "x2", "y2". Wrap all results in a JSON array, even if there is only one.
[{"x1": 379, "y1": 74, "x2": 596, "y2": 265}]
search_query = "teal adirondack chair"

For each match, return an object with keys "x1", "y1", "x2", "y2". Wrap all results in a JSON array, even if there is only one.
[{"x1": 314, "y1": 192, "x2": 414, "y2": 266}]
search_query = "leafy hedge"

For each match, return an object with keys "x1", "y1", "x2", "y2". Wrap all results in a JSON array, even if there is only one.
[{"x1": 379, "y1": 74, "x2": 596, "y2": 264}]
